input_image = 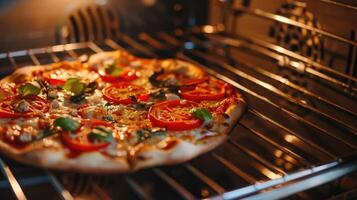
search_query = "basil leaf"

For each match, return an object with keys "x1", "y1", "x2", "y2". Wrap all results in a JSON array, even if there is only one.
[
  {"x1": 105, "y1": 64, "x2": 123, "y2": 76},
  {"x1": 53, "y1": 117, "x2": 80, "y2": 131},
  {"x1": 34, "y1": 126, "x2": 53, "y2": 141},
  {"x1": 18, "y1": 83, "x2": 41, "y2": 97},
  {"x1": 136, "y1": 129, "x2": 151, "y2": 142},
  {"x1": 70, "y1": 93, "x2": 85, "y2": 103},
  {"x1": 84, "y1": 81, "x2": 98, "y2": 94},
  {"x1": 63, "y1": 78, "x2": 85, "y2": 96},
  {"x1": 191, "y1": 108, "x2": 212, "y2": 121},
  {"x1": 136, "y1": 128, "x2": 166, "y2": 142},
  {"x1": 88, "y1": 126, "x2": 113, "y2": 142}
]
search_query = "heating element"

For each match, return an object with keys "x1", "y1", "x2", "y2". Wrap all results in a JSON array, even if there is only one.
[{"x1": 0, "y1": 0, "x2": 357, "y2": 199}]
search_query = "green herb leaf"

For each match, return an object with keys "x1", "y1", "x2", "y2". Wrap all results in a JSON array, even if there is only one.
[
  {"x1": 18, "y1": 83, "x2": 41, "y2": 97},
  {"x1": 136, "y1": 128, "x2": 166, "y2": 142},
  {"x1": 34, "y1": 126, "x2": 53, "y2": 141},
  {"x1": 88, "y1": 126, "x2": 113, "y2": 142},
  {"x1": 191, "y1": 108, "x2": 212, "y2": 121},
  {"x1": 105, "y1": 64, "x2": 123, "y2": 76},
  {"x1": 63, "y1": 78, "x2": 85, "y2": 96},
  {"x1": 53, "y1": 117, "x2": 80, "y2": 131}
]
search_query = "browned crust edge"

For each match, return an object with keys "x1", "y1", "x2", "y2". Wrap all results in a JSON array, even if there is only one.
[{"x1": 0, "y1": 52, "x2": 246, "y2": 174}]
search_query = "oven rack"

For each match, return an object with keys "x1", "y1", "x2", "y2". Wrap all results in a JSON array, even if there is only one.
[{"x1": 0, "y1": 30, "x2": 356, "y2": 199}]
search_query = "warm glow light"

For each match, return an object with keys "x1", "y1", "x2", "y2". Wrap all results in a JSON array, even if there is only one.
[
  {"x1": 203, "y1": 25, "x2": 215, "y2": 33},
  {"x1": 95, "y1": 0, "x2": 108, "y2": 5},
  {"x1": 284, "y1": 134, "x2": 298, "y2": 143},
  {"x1": 260, "y1": 168, "x2": 281, "y2": 179}
]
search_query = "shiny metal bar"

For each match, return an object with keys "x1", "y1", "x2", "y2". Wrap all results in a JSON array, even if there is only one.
[
  {"x1": 28, "y1": 49, "x2": 41, "y2": 66},
  {"x1": 153, "y1": 169, "x2": 196, "y2": 200},
  {"x1": 211, "y1": 153, "x2": 256, "y2": 184},
  {"x1": 46, "y1": 47, "x2": 60, "y2": 63},
  {"x1": 46, "y1": 171, "x2": 74, "y2": 200},
  {"x1": 247, "y1": 109, "x2": 336, "y2": 159},
  {"x1": 210, "y1": 156, "x2": 357, "y2": 200},
  {"x1": 117, "y1": 33, "x2": 158, "y2": 57},
  {"x1": 320, "y1": 0, "x2": 357, "y2": 10},
  {"x1": 184, "y1": 164, "x2": 226, "y2": 194},
  {"x1": 220, "y1": 2, "x2": 356, "y2": 46},
  {"x1": 206, "y1": 34, "x2": 357, "y2": 87},
  {"x1": 237, "y1": 122, "x2": 310, "y2": 166},
  {"x1": 124, "y1": 177, "x2": 154, "y2": 200},
  {"x1": 104, "y1": 39, "x2": 126, "y2": 50},
  {"x1": 232, "y1": 56, "x2": 357, "y2": 117},
  {"x1": 7, "y1": 52, "x2": 18, "y2": 69},
  {"x1": 227, "y1": 139, "x2": 285, "y2": 176},
  {"x1": 0, "y1": 158, "x2": 27, "y2": 200},
  {"x1": 242, "y1": 158, "x2": 357, "y2": 200}
]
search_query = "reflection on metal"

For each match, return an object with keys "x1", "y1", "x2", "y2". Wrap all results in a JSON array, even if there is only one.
[
  {"x1": 0, "y1": 159, "x2": 27, "y2": 200},
  {"x1": 57, "y1": 5, "x2": 119, "y2": 43},
  {"x1": 284, "y1": 134, "x2": 298, "y2": 143}
]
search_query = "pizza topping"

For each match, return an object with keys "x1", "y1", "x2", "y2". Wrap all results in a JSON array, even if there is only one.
[
  {"x1": 18, "y1": 82, "x2": 41, "y2": 97},
  {"x1": 53, "y1": 117, "x2": 80, "y2": 131},
  {"x1": 99, "y1": 63, "x2": 138, "y2": 83},
  {"x1": 135, "y1": 128, "x2": 166, "y2": 143},
  {"x1": 63, "y1": 78, "x2": 98, "y2": 103},
  {"x1": 157, "y1": 137, "x2": 178, "y2": 150},
  {"x1": 179, "y1": 78, "x2": 226, "y2": 101},
  {"x1": 60, "y1": 119, "x2": 113, "y2": 152},
  {"x1": 105, "y1": 63, "x2": 123, "y2": 76},
  {"x1": 51, "y1": 99, "x2": 60, "y2": 109},
  {"x1": 63, "y1": 78, "x2": 86, "y2": 96},
  {"x1": 165, "y1": 93, "x2": 180, "y2": 101},
  {"x1": 14, "y1": 99, "x2": 30, "y2": 113},
  {"x1": 32, "y1": 126, "x2": 55, "y2": 142},
  {"x1": 88, "y1": 126, "x2": 114, "y2": 143},
  {"x1": 0, "y1": 95, "x2": 49, "y2": 118},
  {"x1": 148, "y1": 100, "x2": 203, "y2": 131},
  {"x1": 47, "y1": 90, "x2": 58, "y2": 99},
  {"x1": 191, "y1": 108, "x2": 213, "y2": 122},
  {"x1": 103, "y1": 83, "x2": 149, "y2": 105}
]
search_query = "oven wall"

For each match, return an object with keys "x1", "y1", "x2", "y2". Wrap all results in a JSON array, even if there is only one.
[{"x1": 0, "y1": 0, "x2": 207, "y2": 52}]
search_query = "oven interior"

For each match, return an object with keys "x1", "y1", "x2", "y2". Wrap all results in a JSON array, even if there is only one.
[{"x1": 0, "y1": 0, "x2": 356, "y2": 199}]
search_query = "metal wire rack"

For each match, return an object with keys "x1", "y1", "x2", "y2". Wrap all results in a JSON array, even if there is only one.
[{"x1": 0, "y1": 0, "x2": 357, "y2": 199}]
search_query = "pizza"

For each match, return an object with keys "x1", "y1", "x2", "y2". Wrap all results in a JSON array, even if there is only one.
[{"x1": 0, "y1": 50, "x2": 245, "y2": 173}]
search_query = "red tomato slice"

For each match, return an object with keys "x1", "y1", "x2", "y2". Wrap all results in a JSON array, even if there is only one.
[
  {"x1": 42, "y1": 70, "x2": 72, "y2": 86},
  {"x1": 179, "y1": 78, "x2": 226, "y2": 101},
  {"x1": 0, "y1": 95, "x2": 49, "y2": 118},
  {"x1": 103, "y1": 83, "x2": 149, "y2": 105},
  {"x1": 61, "y1": 119, "x2": 112, "y2": 152},
  {"x1": 148, "y1": 100, "x2": 202, "y2": 131},
  {"x1": 99, "y1": 66, "x2": 137, "y2": 83},
  {"x1": 43, "y1": 77, "x2": 66, "y2": 86},
  {"x1": 181, "y1": 76, "x2": 209, "y2": 86}
]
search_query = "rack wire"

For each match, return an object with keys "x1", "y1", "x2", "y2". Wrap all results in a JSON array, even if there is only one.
[
  {"x1": 0, "y1": 1, "x2": 357, "y2": 198},
  {"x1": 0, "y1": 32, "x2": 356, "y2": 199}
]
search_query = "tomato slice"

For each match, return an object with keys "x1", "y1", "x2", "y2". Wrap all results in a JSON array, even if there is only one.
[
  {"x1": 99, "y1": 66, "x2": 137, "y2": 83},
  {"x1": 148, "y1": 100, "x2": 202, "y2": 131},
  {"x1": 103, "y1": 83, "x2": 149, "y2": 105},
  {"x1": 42, "y1": 69, "x2": 74, "y2": 86},
  {"x1": 179, "y1": 78, "x2": 226, "y2": 101},
  {"x1": 0, "y1": 95, "x2": 49, "y2": 118},
  {"x1": 181, "y1": 76, "x2": 209, "y2": 86},
  {"x1": 61, "y1": 119, "x2": 112, "y2": 152}
]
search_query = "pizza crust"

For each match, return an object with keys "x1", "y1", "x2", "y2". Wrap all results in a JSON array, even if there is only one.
[
  {"x1": 0, "y1": 51, "x2": 246, "y2": 174},
  {"x1": 0, "y1": 140, "x2": 130, "y2": 173},
  {"x1": 132, "y1": 94, "x2": 246, "y2": 171}
]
